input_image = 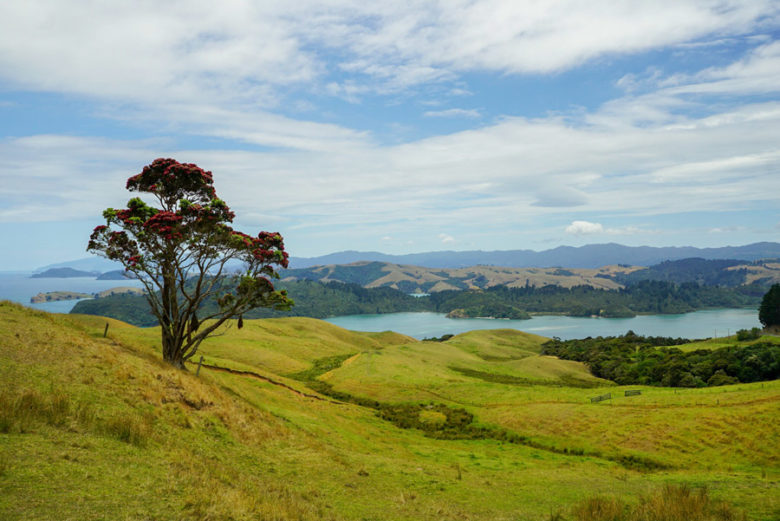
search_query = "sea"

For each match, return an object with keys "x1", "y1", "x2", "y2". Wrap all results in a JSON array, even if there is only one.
[{"x1": 0, "y1": 272, "x2": 144, "y2": 313}]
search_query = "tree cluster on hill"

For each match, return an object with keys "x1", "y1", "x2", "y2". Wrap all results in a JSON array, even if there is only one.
[
  {"x1": 541, "y1": 332, "x2": 780, "y2": 387},
  {"x1": 618, "y1": 258, "x2": 749, "y2": 286},
  {"x1": 428, "y1": 280, "x2": 762, "y2": 318}
]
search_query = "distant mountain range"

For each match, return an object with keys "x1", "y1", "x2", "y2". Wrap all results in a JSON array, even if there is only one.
[
  {"x1": 35, "y1": 241, "x2": 780, "y2": 272},
  {"x1": 289, "y1": 242, "x2": 780, "y2": 269}
]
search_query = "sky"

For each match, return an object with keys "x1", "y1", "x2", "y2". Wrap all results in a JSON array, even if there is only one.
[{"x1": 1, "y1": 1, "x2": 779, "y2": 271}]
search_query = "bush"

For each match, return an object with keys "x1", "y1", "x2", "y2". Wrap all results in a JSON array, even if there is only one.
[
  {"x1": 735, "y1": 327, "x2": 761, "y2": 341},
  {"x1": 707, "y1": 370, "x2": 739, "y2": 387}
]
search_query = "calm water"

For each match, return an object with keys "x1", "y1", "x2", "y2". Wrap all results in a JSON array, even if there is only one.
[
  {"x1": 0, "y1": 272, "x2": 760, "y2": 339},
  {"x1": 0, "y1": 272, "x2": 144, "y2": 313},
  {"x1": 325, "y1": 309, "x2": 760, "y2": 340}
]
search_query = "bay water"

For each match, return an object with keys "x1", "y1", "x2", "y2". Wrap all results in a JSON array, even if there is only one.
[
  {"x1": 0, "y1": 272, "x2": 760, "y2": 340},
  {"x1": 325, "y1": 309, "x2": 760, "y2": 341},
  {"x1": 0, "y1": 272, "x2": 144, "y2": 313}
]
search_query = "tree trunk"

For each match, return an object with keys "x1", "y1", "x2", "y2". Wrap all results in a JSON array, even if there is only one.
[{"x1": 162, "y1": 330, "x2": 187, "y2": 369}]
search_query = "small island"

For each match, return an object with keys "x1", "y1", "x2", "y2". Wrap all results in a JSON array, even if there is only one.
[
  {"x1": 31, "y1": 268, "x2": 99, "y2": 278},
  {"x1": 446, "y1": 304, "x2": 531, "y2": 320},
  {"x1": 30, "y1": 287, "x2": 144, "y2": 304},
  {"x1": 30, "y1": 291, "x2": 92, "y2": 303}
]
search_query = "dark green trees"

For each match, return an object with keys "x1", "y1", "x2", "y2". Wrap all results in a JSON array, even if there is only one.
[{"x1": 759, "y1": 283, "x2": 780, "y2": 328}]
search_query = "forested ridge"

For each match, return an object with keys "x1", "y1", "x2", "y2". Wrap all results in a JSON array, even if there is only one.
[{"x1": 71, "y1": 278, "x2": 764, "y2": 326}]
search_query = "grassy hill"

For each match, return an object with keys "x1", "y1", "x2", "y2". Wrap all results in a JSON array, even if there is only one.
[
  {"x1": 1, "y1": 301, "x2": 778, "y2": 520},
  {"x1": 283, "y1": 259, "x2": 780, "y2": 294},
  {"x1": 282, "y1": 261, "x2": 643, "y2": 293}
]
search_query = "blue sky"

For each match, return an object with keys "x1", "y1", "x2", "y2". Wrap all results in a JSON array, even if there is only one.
[{"x1": 1, "y1": 1, "x2": 779, "y2": 270}]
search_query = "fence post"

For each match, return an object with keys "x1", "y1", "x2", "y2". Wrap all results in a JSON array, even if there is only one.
[
  {"x1": 196, "y1": 355, "x2": 204, "y2": 376},
  {"x1": 103, "y1": 323, "x2": 109, "y2": 338}
]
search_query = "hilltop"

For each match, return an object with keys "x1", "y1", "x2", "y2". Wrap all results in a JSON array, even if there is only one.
[
  {"x1": 1, "y1": 301, "x2": 778, "y2": 520},
  {"x1": 282, "y1": 261, "x2": 642, "y2": 293},
  {"x1": 282, "y1": 258, "x2": 780, "y2": 293}
]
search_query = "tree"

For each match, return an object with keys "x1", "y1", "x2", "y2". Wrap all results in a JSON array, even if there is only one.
[
  {"x1": 759, "y1": 283, "x2": 780, "y2": 329},
  {"x1": 88, "y1": 158, "x2": 292, "y2": 368}
]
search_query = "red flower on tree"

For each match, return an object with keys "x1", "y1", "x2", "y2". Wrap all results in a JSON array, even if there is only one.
[{"x1": 89, "y1": 158, "x2": 292, "y2": 369}]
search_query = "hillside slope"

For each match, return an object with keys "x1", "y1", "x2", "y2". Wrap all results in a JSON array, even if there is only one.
[
  {"x1": 282, "y1": 259, "x2": 780, "y2": 294},
  {"x1": 282, "y1": 261, "x2": 643, "y2": 293},
  {"x1": 1, "y1": 302, "x2": 778, "y2": 520}
]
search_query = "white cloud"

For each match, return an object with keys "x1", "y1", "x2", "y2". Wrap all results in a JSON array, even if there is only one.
[
  {"x1": 423, "y1": 108, "x2": 481, "y2": 118},
  {"x1": 565, "y1": 221, "x2": 604, "y2": 235},
  {"x1": 4, "y1": 88, "x2": 780, "y2": 229},
  {"x1": 0, "y1": 1, "x2": 776, "y2": 113},
  {"x1": 439, "y1": 233, "x2": 455, "y2": 244},
  {"x1": 565, "y1": 221, "x2": 646, "y2": 236},
  {"x1": 662, "y1": 40, "x2": 780, "y2": 96}
]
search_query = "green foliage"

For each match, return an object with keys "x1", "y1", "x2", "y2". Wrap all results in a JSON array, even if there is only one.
[
  {"x1": 429, "y1": 280, "x2": 761, "y2": 317},
  {"x1": 287, "y1": 353, "x2": 356, "y2": 381},
  {"x1": 735, "y1": 327, "x2": 761, "y2": 341},
  {"x1": 72, "y1": 293, "x2": 160, "y2": 327},
  {"x1": 446, "y1": 302, "x2": 530, "y2": 319},
  {"x1": 758, "y1": 283, "x2": 780, "y2": 328},
  {"x1": 618, "y1": 258, "x2": 748, "y2": 287},
  {"x1": 542, "y1": 334, "x2": 780, "y2": 387},
  {"x1": 422, "y1": 333, "x2": 454, "y2": 342}
]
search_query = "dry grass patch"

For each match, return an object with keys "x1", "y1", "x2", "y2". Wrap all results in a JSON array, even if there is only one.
[{"x1": 570, "y1": 484, "x2": 747, "y2": 521}]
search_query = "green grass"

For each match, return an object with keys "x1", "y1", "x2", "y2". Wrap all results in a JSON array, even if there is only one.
[{"x1": 1, "y1": 301, "x2": 778, "y2": 520}]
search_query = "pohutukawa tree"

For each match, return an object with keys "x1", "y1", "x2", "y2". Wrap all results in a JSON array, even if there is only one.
[
  {"x1": 88, "y1": 158, "x2": 292, "y2": 369},
  {"x1": 759, "y1": 283, "x2": 780, "y2": 329}
]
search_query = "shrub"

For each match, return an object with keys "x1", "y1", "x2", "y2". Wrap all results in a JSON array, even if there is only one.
[
  {"x1": 735, "y1": 327, "x2": 761, "y2": 341},
  {"x1": 707, "y1": 370, "x2": 739, "y2": 387}
]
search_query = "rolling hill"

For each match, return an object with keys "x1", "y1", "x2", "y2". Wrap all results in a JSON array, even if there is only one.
[
  {"x1": 1, "y1": 301, "x2": 778, "y2": 520},
  {"x1": 282, "y1": 261, "x2": 643, "y2": 293},
  {"x1": 282, "y1": 258, "x2": 780, "y2": 294}
]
